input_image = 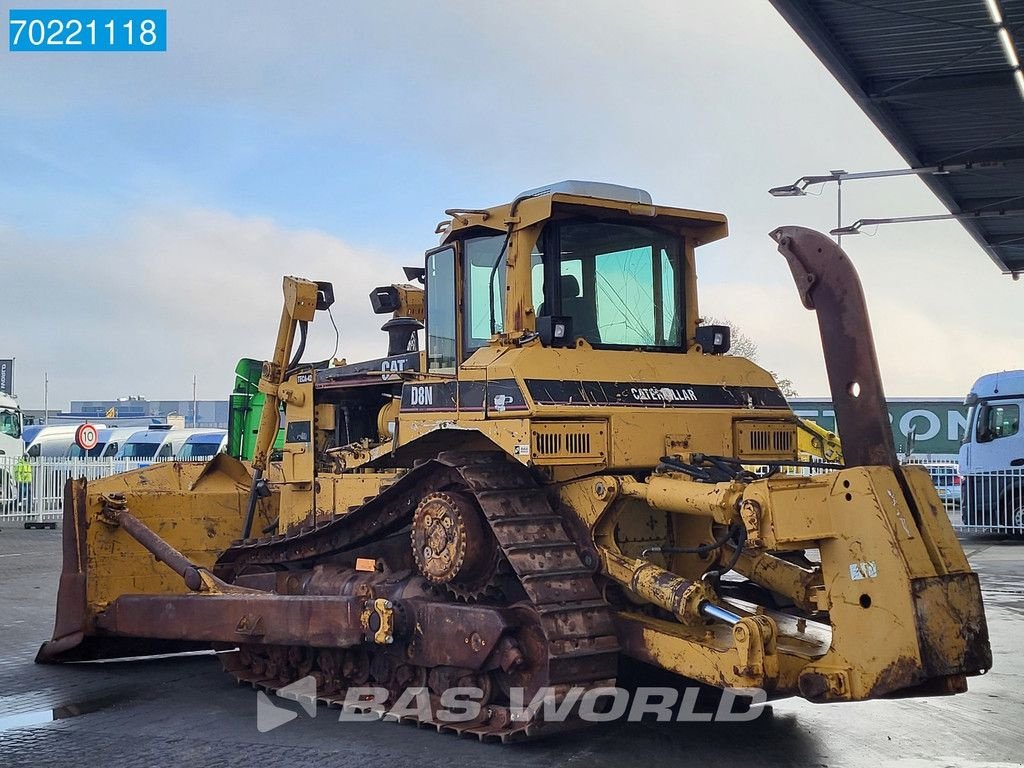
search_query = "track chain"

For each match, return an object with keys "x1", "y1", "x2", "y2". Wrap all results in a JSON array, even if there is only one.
[{"x1": 216, "y1": 452, "x2": 618, "y2": 741}]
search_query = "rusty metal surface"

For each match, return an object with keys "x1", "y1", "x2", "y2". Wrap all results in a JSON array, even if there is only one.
[
  {"x1": 405, "y1": 601, "x2": 512, "y2": 670},
  {"x1": 912, "y1": 572, "x2": 993, "y2": 677},
  {"x1": 35, "y1": 479, "x2": 89, "y2": 664},
  {"x1": 410, "y1": 490, "x2": 499, "y2": 598},
  {"x1": 771, "y1": 226, "x2": 896, "y2": 467},
  {"x1": 215, "y1": 452, "x2": 619, "y2": 741},
  {"x1": 96, "y1": 594, "x2": 367, "y2": 648},
  {"x1": 214, "y1": 460, "x2": 456, "y2": 575}
]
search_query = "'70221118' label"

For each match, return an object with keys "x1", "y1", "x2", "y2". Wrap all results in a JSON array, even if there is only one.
[{"x1": 9, "y1": 9, "x2": 166, "y2": 51}]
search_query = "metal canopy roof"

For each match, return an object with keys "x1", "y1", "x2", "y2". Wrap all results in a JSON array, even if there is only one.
[{"x1": 770, "y1": 0, "x2": 1024, "y2": 275}]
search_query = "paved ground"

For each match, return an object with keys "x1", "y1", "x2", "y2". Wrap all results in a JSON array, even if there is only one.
[{"x1": 0, "y1": 528, "x2": 1021, "y2": 768}]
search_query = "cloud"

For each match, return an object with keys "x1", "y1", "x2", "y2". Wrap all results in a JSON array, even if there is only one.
[
  {"x1": 700, "y1": 271, "x2": 1024, "y2": 399},
  {"x1": 2, "y1": 208, "x2": 406, "y2": 408}
]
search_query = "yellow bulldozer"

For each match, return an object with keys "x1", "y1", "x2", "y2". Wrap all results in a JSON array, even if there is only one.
[{"x1": 38, "y1": 181, "x2": 990, "y2": 740}]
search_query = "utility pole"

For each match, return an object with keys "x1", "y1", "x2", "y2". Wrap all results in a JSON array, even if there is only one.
[
  {"x1": 192, "y1": 374, "x2": 198, "y2": 428},
  {"x1": 43, "y1": 371, "x2": 48, "y2": 425}
]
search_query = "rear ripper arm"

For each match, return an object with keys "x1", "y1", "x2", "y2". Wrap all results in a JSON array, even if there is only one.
[{"x1": 564, "y1": 227, "x2": 990, "y2": 700}]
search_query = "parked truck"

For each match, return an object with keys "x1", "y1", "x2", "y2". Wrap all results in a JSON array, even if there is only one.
[
  {"x1": 0, "y1": 392, "x2": 24, "y2": 511},
  {"x1": 960, "y1": 370, "x2": 1024, "y2": 532}
]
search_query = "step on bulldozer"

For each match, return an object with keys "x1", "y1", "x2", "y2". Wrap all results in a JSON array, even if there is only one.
[{"x1": 38, "y1": 181, "x2": 991, "y2": 741}]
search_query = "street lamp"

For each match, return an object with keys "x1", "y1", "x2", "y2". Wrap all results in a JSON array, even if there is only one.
[
  {"x1": 769, "y1": 161, "x2": 1018, "y2": 244},
  {"x1": 768, "y1": 162, "x2": 1010, "y2": 198},
  {"x1": 829, "y1": 209, "x2": 1024, "y2": 237}
]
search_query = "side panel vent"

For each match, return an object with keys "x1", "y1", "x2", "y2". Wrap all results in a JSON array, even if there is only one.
[
  {"x1": 734, "y1": 420, "x2": 798, "y2": 460},
  {"x1": 531, "y1": 421, "x2": 607, "y2": 466}
]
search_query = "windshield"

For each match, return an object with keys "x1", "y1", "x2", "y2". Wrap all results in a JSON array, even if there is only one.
[
  {"x1": 179, "y1": 441, "x2": 221, "y2": 460},
  {"x1": 0, "y1": 407, "x2": 21, "y2": 439},
  {"x1": 121, "y1": 441, "x2": 160, "y2": 459},
  {"x1": 544, "y1": 222, "x2": 683, "y2": 349},
  {"x1": 68, "y1": 442, "x2": 108, "y2": 458}
]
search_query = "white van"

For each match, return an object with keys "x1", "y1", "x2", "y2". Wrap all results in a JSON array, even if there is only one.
[
  {"x1": 116, "y1": 427, "x2": 185, "y2": 460},
  {"x1": 176, "y1": 430, "x2": 228, "y2": 460},
  {"x1": 959, "y1": 370, "x2": 1024, "y2": 530},
  {"x1": 25, "y1": 424, "x2": 106, "y2": 458},
  {"x1": 66, "y1": 428, "x2": 145, "y2": 459},
  {"x1": 116, "y1": 428, "x2": 223, "y2": 461}
]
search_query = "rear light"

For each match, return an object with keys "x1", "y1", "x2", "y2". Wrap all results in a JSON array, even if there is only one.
[{"x1": 953, "y1": 475, "x2": 962, "y2": 486}]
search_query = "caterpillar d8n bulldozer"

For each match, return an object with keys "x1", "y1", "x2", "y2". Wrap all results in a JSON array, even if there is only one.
[{"x1": 38, "y1": 181, "x2": 991, "y2": 741}]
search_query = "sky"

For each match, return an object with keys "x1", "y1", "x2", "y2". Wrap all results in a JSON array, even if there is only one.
[{"x1": 2, "y1": 0, "x2": 1022, "y2": 410}]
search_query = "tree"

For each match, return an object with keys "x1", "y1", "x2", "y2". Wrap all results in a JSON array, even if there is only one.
[{"x1": 701, "y1": 316, "x2": 798, "y2": 398}]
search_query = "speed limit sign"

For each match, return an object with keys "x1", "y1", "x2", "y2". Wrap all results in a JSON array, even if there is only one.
[{"x1": 75, "y1": 423, "x2": 99, "y2": 451}]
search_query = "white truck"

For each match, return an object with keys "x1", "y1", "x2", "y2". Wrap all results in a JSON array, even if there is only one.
[
  {"x1": 959, "y1": 370, "x2": 1024, "y2": 531},
  {"x1": 0, "y1": 391, "x2": 23, "y2": 458},
  {"x1": 0, "y1": 392, "x2": 24, "y2": 513}
]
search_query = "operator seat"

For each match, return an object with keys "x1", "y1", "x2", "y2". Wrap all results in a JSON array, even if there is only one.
[{"x1": 538, "y1": 274, "x2": 601, "y2": 345}]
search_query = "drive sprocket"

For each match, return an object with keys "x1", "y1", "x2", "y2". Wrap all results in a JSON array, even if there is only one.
[{"x1": 410, "y1": 490, "x2": 499, "y2": 600}]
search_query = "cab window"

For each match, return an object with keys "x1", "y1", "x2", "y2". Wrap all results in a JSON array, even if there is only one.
[
  {"x1": 464, "y1": 235, "x2": 506, "y2": 352},
  {"x1": 977, "y1": 403, "x2": 1020, "y2": 442},
  {"x1": 0, "y1": 408, "x2": 20, "y2": 439},
  {"x1": 540, "y1": 222, "x2": 683, "y2": 349},
  {"x1": 426, "y1": 246, "x2": 457, "y2": 373}
]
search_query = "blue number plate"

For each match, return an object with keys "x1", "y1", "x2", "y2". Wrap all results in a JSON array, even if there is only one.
[{"x1": 9, "y1": 9, "x2": 166, "y2": 52}]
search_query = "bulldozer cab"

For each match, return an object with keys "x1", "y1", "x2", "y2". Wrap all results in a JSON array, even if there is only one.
[{"x1": 424, "y1": 180, "x2": 728, "y2": 369}]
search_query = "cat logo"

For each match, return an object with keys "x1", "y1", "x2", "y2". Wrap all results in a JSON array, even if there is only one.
[
  {"x1": 381, "y1": 358, "x2": 407, "y2": 382},
  {"x1": 409, "y1": 386, "x2": 433, "y2": 407}
]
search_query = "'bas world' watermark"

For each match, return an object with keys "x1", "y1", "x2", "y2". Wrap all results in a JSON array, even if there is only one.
[{"x1": 257, "y1": 678, "x2": 767, "y2": 732}]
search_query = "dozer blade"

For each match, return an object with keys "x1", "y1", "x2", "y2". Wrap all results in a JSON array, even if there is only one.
[{"x1": 37, "y1": 454, "x2": 269, "y2": 663}]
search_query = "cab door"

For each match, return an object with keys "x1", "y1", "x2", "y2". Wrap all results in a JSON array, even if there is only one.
[{"x1": 970, "y1": 397, "x2": 1023, "y2": 471}]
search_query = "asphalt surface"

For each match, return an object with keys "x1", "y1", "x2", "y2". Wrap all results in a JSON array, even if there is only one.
[{"x1": 0, "y1": 527, "x2": 1021, "y2": 768}]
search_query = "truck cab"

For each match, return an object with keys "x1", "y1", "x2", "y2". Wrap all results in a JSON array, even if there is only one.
[
  {"x1": 959, "y1": 370, "x2": 1024, "y2": 530},
  {"x1": 0, "y1": 392, "x2": 23, "y2": 458}
]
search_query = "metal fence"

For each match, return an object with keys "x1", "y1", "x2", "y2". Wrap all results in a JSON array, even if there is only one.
[
  {"x1": 959, "y1": 468, "x2": 1024, "y2": 535},
  {"x1": 0, "y1": 456, "x2": 160, "y2": 528}
]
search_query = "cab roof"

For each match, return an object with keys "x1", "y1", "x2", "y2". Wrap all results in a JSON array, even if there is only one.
[
  {"x1": 441, "y1": 180, "x2": 728, "y2": 247},
  {"x1": 970, "y1": 370, "x2": 1024, "y2": 399}
]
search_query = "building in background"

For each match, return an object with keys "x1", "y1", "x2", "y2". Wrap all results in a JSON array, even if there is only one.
[
  {"x1": 790, "y1": 398, "x2": 967, "y2": 461},
  {"x1": 71, "y1": 396, "x2": 229, "y2": 429}
]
